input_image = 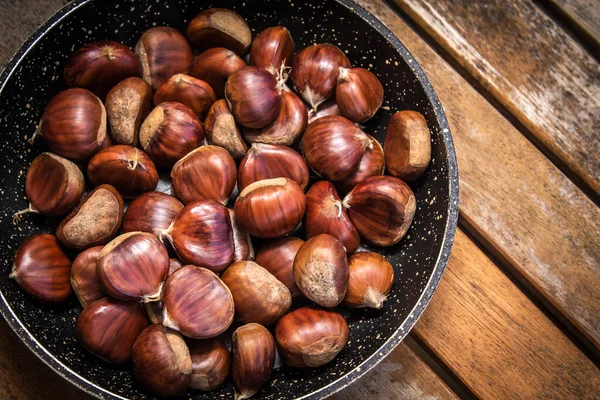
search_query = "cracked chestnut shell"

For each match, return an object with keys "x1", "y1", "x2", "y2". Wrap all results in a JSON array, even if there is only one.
[
  {"x1": 122, "y1": 192, "x2": 184, "y2": 242},
  {"x1": 336, "y1": 134, "x2": 385, "y2": 195},
  {"x1": 344, "y1": 252, "x2": 394, "y2": 309},
  {"x1": 204, "y1": 99, "x2": 249, "y2": 159},
  {"x1": 105, "y1": 77, "x2": 152, "y2": 146},
  {"x1": 188, "y1": 337, "x2": 231, "y2": 391},
  {"x1": 336, "y1": 67, "x2": 384, "y2": 123},
  {"x1": 186, "y1": 8, "x2": 251, "y2": 56},
  {"x1": 71, "y1": 246, "x2": 104, "y2": 308},
  {"x1": 154, "y1": 74, "x2": 217, "y2": 120},
  {"x1": 254, "y1": 237, "x2": 304, "y2": 300},
  {"x1": 190, "y1": 48, "x2": 246, "y2": 98},
  {"x1": 250, "y1": 26, "x2": 295, "y2": 71}
]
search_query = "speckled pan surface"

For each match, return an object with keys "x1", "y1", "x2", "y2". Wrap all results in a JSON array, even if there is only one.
[{"x1": 0, "y1": 0, "x2": 458, "y2": 399}]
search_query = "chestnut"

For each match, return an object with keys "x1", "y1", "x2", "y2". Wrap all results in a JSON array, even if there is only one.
[
  {"x1": 275, "y1": 307, "x2": 348, "y2": 367},
  {"x1": 169, "y1": 258, "x2": 184, "y2": 275},
  {"x1": 291, "y1": 43, "x2": 350, "y2": 111},
  {"x1": 162, "y1": 200, "x2": 234, "y2": 271},
  {"x1": 336, "y1": 134, "x2": 384, "y2": 195},
  {"x1": 384, "y1": 110, "x2": 432, "y2": 181},
  {"x1": 307, "y1": 99, "x2": 341, "y2": 124},
  {"x1": 250, "y1": 26, "x2": 295, "y2": 71},
  {"x1": 222, "y1": 261, "x2": 292, "y2": 326},
  {"x1": 336, "y1": 67, "x2": 384, "y2": 123},
  {"x1": 186, "y1": 8, "x2": 251, "y2": 56},
  {"x1": 237, "y1": 143, "x2": 309, "y2": 192},
  {"x1": 135, "y1": 26, "x2": 193, "y2": 90},
  {"x1": 171, "y1": 145, "x2": 237, "y2": 205},
  {"x1": 70, "y1": 246, "x2": 104, "y2": 308},
  {"x1": 64, "y1": 41, "x2": 141, "y2": 99},
  {"x1": 56, "y1": 184, "x2": 124, "y2": 250},
  {"x1": 225, "y1": 66, "x2": 283, "y2": 129},
  {"x1": 344, "y1": 252, "x2": 394, "y2": 309},
  {"x1": 204, "y1": 99, "x2": 249, "y2": 160},
  {"x1": 87, "y1": 145, "x2": 158, "y2": 198},
  {"x1": 343, "y1": 176, "x2": 416, "y2": 246},
  {"x1": 139, "y1": 102, "x2": 205, "y2": 168},
  {"x1": 188, "y1": 337, "x2": 230, "y2": 391},
  {"x1": 243, "y1": 88, "x2": 308, "y2": 146},
  {"x1": 132, "y1": 324, "x2": 192, "y2": 397},
  {"x1": 10, "y1": 234, "x2": 71, "y2": 303},
  {"x1": 162, "y1": 265, "x2": 234, "y2": 339},
  {"x1": 76, "y1": 297, "x2": 149, "y2": 364},
  {"x1": 144, "y1": 301, "x2": 165, "y2": 325},
  {"x1": 105, "y1": 77, "x2": 152, "y2": 146},
  {"x1": 96, "y1": 232, "x2": 169, "y2": 302},
  {"x1": 305, "y1": 181, "x2": 360, "y2": 253},
  {"x1": 254, "y1": 237, "x2": 304, "y2": 300},
  {"x1": 122, "y1": 192, "x2": 184, "y2": 241},
  {"x1": 190, "y1": 48, "x2": 246, "y2": 98},
  {"x1": 301, "y1": 115, "x2": 370, "y2": 181},
  {"x1": 234, "y1": 178, "x2": 306, "y2": 239},
  {"x1": 38, "y1": 88, "x2": 106, "y2": 160},
  {"x1": 232, "y1": 323, "x2": 276, "y2": 400},
  {"x1": 228, "y1": 209, "x2": 254, "y2": 263},
  {"x1": 154, "y1": 74, "x2": 217, "y2": 120},
  {"x1": 293, "y1": 234, "x2": 349, "y2": 308}
]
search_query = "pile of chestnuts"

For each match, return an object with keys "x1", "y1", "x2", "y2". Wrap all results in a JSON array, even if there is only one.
[{"x1": 10, "y1": 7, "x2": 432, "y2": 399}]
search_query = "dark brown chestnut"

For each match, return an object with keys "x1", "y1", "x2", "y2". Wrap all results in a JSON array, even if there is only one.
[
  {"x1": 87, "y1": 145, "x2": 158, "y2": 198},
  {"x1": 162, "y1": 265, "x2": 234, "y2": 339},
  {"x1": 384, "y1": 110, "x2": 432, "y2": 181},
  {"x1": 76, "y1": 297, "x2": 149, "y2": 364},
  {"x1": 154, "y1": 74, "x2": 217, "y2": 120},
  {"x1": 237, "y1": 143, "x2": 309, "y2": 192},
  {"x1": 122, "y1": 192, "x2": 184, "y2": 241},
  {"x1": 171, "y1": 145, "x2": 237, "y2": 205},
  {"x1": 275, "y1": 307, "x2": 348, "y2": 367},
  {"x1": 228, "y1": 209, "x2": 254, "y2": 263},
  {"x1": 305, "y1": 181, "x2": 360, "y2": 253},
  {"x1": 343, "y1": 252, "x2": 394, "y2": 309},
  {"x1": 222, "y1": 261, "x2": 292, "y2": 326},
  {"x1": 301, "y1": 115, "x2": 370, "y2": 181},
  {"x1": 38, "y1": 88, "x2": 106, "y2": 160},
  {"x1": 234, "y1": 178, "x2": 306, "y2": 239},
  {"x1": 336, "y1": 67, "x2": 384, "y2": 123},
  {"x1": 293, "y1": 234, "x2": 349, "y2": 308},
  {"x1": 188, "y1": 337, "x2": 230, "y2": 391},
  {"x1": 10, "y1": 234, "x2": 71, "y2": 303},
  {"x1": 250, "y1": 26, "x2": 294, "y2": 71},
  {"x1": 56, "y1": 184, "x2": 124, "y2": 250},
  {"x1": 336, "y1": 134, "x2": 384, "y2": 195},
  {"x1": 189, "y1": 48, "x2": 246, "y2": 98},
  {"x1": 232, "y1": 323, "x2": 276, "y2": 400},
  {"x1": 291, "y1": 44, "x2": 350, "y2": 111},
  {"x1": 105, "y1": 77, "x2": 152, "y2": 146},
  {"x1": 135, "y1": 26, "x2": 193, "y2": 90},
  {"x1": 204, "y1": 99, "x2": 248, "y2": 160},
  {"x1": 242, "y1": 88, "x2": 308, "y2": 146},
  {"x1": 186, "y1": 8, "x2": 251, "y2": 56},
  {"x1": 132, "y1": 324, "x2": 192, "y2": 397},
  {"x1": 139, "y1": 102, "x2": 205, "y2": 168},
  {"x1": 307, "y1": 99, "x2": 341, "y2": 124},
  {"x1": 162, "y1": 200, "x2": 234, "y2": 271},
  {"x1": 64, "y1": 41, "x2": 141, "y2": 99},
  {"x1": 70, "y1": 246, "x2": 104, "y2": 308},
  {"x1": 254, "y1": 237, "x2": 304, "y2": 300},
  {"x1": 343, "y1": 175, "x2": 416, "y2": 246}
]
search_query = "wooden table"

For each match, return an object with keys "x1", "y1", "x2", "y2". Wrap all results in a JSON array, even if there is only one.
[{"x1": 1, "y1": 0, "x2": 599, "y2": 398}]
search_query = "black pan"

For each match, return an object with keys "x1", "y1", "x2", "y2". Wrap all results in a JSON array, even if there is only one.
[{"x1": 0, "y1": 0, "x2": 459, "y2": 398}]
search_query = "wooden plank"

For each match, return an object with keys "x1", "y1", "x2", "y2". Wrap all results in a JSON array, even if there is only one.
[
  {"x1": 414, "y1": 230, "x2": 600, "y2": 399},
  {"x1": 355, "y1": 0, "x2": 600, "y2": 348},
  {"x1": 392, "y1": 0, "x2": 600, "y2": 198},
  {"x1": 548, "y1": 0, "x2": 600, "y2": 47}
]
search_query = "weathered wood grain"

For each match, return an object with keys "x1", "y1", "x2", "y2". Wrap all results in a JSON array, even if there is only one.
[
  {"x1": 393, "y1": 0, "x2": 600, "y2": 198},
  {"x1": 549, "y1": 0, "x2": 600, "y2": 48}
]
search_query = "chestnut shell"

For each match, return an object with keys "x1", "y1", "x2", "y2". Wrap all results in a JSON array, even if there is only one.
[
  {"x1": 189, "y1": 48, "x2": 246, "y2": 98},
  {"x1": 122, "y1": 191, "x2": 184, "y2": 239}
]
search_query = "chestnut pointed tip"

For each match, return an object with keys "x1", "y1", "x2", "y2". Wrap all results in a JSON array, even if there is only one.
[
  {"x1": 162, "y1": 309, "x2": 180, "y2": 332},
  {"x1": 8, "y1": 265, "x2": 18, "y2": 280},
  {"x1": 235, "y1": 391, "x2": 253, "y2": 400},
  {"x1": 363, "y1": 288, "x2": 386, "y2": 309},
  {"x1": 338, "y1": 66, "x2": 349, "y2": 82}
]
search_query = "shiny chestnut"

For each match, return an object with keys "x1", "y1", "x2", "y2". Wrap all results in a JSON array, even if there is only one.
[
  {"x1": 204, "y1": 99, "x2": 248, "y2": 160},
  {"x1": 71, "y1": 246, "x2": 104, "y2": 308},
  {"x1": 122, "y1": 192, "x2": 183, "y2": 241},
  {"x1": 188, "y1": 337, "x2": 231, "y2": 391},
  {"x1": 250, "y1": 26, "x2": 294, "y2": 71},
  {"x1": 336, "y1": 67, "x2": 384, "y2": 123},
  {"x1": 254, "y1": 237, "x2": 304, "y2": 300},
  {"x1": 344, "y1": 252, "x2": 394, "y2": 309},
  {"x1": 186, "y1": 8, "x2": 251, "y2": 56},
  {"x1": 189, "y1": 48, "x2": 246, "y2": 98},
  {"x1": 105, "y1": 77, "x2": 152, "y2": 146},
  {"x1": 336, "y1": 134, "x2": 384, "y2": 195},
  {"x1": 154, "y1": 74, "x2": 217, "y2": 120}
]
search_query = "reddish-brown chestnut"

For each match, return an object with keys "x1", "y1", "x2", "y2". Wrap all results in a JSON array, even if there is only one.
[
  {"x1": 132, "y1": 324, "x2": 192, "y2": 397},
  {"x1": 343, "y1": 176, "x2": 416, "y2": 246},
  {"x1": 76, "y1": 297, "x2": 149, "y2": 364},
  {"x1": 168, "y1": 258, "x2": 184, "y2": 275},
  {"x1": 307, "y1": 99, "x2": 341, "y2": 124},
  {"x1": 336, "y1": 67, "x2": 384, "y2": 123},
  {"x1": 154, "y1": 74, "x2": 217, "y2": 120},
  {"x1": 301, "y1": 115, "x2": 370, "y2": 181},
  {"x1": 71, "y1": 246, "x2": 104, "y2": 308},
  {"x1": 237, "y1": 143, "x2": 309, "y2": 192},
  {"x1": 87, "y1": 145, "x2": 158, "y2": 198},
  {"x1": 228, "y1": 209, "x2": 254, "y2": 263},
  {"x1": 105, "y1": 77, "x2": 152, "y2": 146},
  {"x1": 204, "y1": 99, "x2": 248, "y2": 160},
  {"x1": 293, "y1": 234, "x2": 349, "y2": 308},
  {"x1": 384, "y1": 110, "x2": 431, "y2": 181},
  {"x1": 171, "y1": 145, "x2": 237, "y2": 205},
  {"x1": 222, "y1": 261, "x2": 291, "y2": 326},
  {"x1": 234, "y1": 178, "x2": 306, "y2": 239},
  {"x1": 190, "y1": 48, "x2": 246, "y2": 98},
  {"x1": 122, "y1": 192, "x2": 184, "y2": 241},
  {"x1": 139, "y1": 102, "x2": 205, "y2": 168},
  {"x1": 305, "y1": 181, "x2": 360, "y2": 253},
  {"x1": 135, "y1": 26, "x2": 193, "y2": 90},
  {"x1": 162, "y1": 265, "x2": 234, "y2": 339},
  {"x1": 250, "y1": 26, "x2": 294, "y2": 71},
  {"x1": 232, "y1": 323, "x2": 276, "y2": 400},
  {"x1": 336, "y1": 134, "x2": 384, "y2": 195},
  {"x1": 254, "y1": 237, "x2": 304, "y2": 300},
  {"x1": 344, "y1": 252, "x2": 394, "y2": 309},
  {"x1": 188, "y1": 337, "x2": 230, "y2": 391},
  {"x1": 10, "y1": 234, "x2": 71, "y2": 303},
  {"x1": 64, "y1": 41, "x2": 141, "y2": 99},
  {"x1": 275, "y1": 307, "x2": 348, "y2": 367},
  {"x1": 186, "y1": 8, "x2": 251, "y2": 56},
  {"x1": 56, "y1": 184, "x2": 124, "y2": 250},
  {"x1": 292, "y1": 44, "x2": 350, "y2": 111}
]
